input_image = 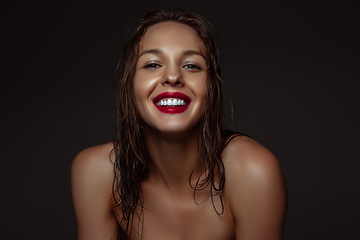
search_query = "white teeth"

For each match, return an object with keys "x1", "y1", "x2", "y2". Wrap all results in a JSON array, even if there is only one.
[{"x1": 156, "y1": 98, "x2": 187, "y2": 106}]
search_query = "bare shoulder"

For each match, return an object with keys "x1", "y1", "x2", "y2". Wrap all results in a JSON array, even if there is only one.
[
  {"x1": 71, "y1": 142, "x2": 115, "y2": 205},
  {"x1": 222, "y1": 135, "x2": 286, "y2": 193},
  {"x1": 222, "y1": 135, "x2": 287, "y2": 239},
  {"x1": 72, "y1": 142, "x2": 114, "y2": 180},
  {"x1": 71, "y1": 142, "x2": 115, "y2": 200},
  {"x1": 71, "y1": 143, "x2": 118, "y2": 239},
  {"x1": 222, "y1": 135, "x2": 281, "y2": 175}
]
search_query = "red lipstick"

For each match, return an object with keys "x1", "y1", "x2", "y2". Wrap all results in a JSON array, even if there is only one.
[{"x1": 153, "y1": 92, "x2": 191, "y2": 114}]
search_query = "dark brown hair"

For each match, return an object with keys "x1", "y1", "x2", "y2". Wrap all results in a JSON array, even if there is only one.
[{"x1": 112, "y1": 9, "x2": 238, "y2": 237}]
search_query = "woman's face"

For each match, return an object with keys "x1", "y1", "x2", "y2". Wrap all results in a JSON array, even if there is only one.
[{"x1": 133, "y1": 22, "x2": 208, "y2": 135}]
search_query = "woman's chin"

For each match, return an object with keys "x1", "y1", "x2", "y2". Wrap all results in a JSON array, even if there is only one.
[{"x1": 146, "y1": 122, "x2": 200, "y2": 140}]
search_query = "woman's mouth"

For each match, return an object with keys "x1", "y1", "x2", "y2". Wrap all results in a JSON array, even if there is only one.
[
  {"x1": 153, "y1": 92, "x2": 191, "y2": 114},
  {"x1": 155, "y1": 98, "x2": 187, "y2": 106}
]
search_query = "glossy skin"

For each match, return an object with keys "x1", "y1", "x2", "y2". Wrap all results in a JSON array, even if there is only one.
[
  {"x1": 71, "y1": 22, "x2": 287, "y2": 240},
  {"x1": 133, "y1": 22, "x2": 208, "y2": 138}
]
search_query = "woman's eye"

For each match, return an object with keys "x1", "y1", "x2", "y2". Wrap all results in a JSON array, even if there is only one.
[
  {"x1": 144, "y1": 63, "x2": 161, "y2": 69},
  {"x1": 183, "y1": 64, "x2": 201, "y2": 71}
]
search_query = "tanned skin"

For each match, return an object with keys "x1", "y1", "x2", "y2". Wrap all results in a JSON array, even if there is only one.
[{"x1": 71, "y1": 22, "x2": 287, "y2": 240}]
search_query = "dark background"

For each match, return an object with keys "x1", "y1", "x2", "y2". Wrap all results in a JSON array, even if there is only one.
[{"x1": 1, "y1": 0, "x2": 359, "y2": 239}]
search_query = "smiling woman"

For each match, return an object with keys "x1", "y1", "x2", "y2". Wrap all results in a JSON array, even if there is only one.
[
  {"x1": 134, "y1": 22, "x2": 207, "y2": 134},
  {"x1": 71, "y1": 9, "x2": 287, "y2": 240}
]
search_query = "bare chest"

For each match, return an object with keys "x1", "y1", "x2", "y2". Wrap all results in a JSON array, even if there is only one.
[{"x1": 118, "y1": 184, "x2": 235, "y2": 240}]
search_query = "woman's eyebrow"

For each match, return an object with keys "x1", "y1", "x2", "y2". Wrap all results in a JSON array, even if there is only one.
[
  {"x1": 138, "y1": 49, "x2": 205, "y2": 59},
  {"x1": 139, "y1": 48, "x2": 163, "y2": 57},
  {"x1": 183, "y1": 50, "x2": 205, "y2": 58}
]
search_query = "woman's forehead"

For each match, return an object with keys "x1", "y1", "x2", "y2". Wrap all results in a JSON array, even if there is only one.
[{"x1": 139, "y1": 22, "x2": 205, "y2": 56}]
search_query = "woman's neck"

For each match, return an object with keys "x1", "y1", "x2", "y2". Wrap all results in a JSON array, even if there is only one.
[{"x1": 146, "y1": 128, "x2": 202, "y2": 193}]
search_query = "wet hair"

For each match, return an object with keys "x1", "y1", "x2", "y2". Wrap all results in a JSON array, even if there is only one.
[{"x1": 112, "y1": 9, "x2": 240, "y2": 237}]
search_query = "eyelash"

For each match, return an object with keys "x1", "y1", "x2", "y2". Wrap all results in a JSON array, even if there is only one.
[
  {"x1": 142, "y1": 63, "x2": 202, "y2": 71},
  {"x1": 143, "y1": 63, "x2": 161, "y2": 69},
  {"x1": 183, "y1": 64, "x2": 201, "y2": 70}
]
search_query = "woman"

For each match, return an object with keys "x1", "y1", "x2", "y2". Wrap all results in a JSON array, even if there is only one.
[{"x1": 71, "y1": 9, "x2": 287, "y2": 240}]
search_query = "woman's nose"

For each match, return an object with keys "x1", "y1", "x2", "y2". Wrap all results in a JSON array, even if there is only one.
[{"x1": 160, "y1": 66, "x2": 184, "y2": 87}]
